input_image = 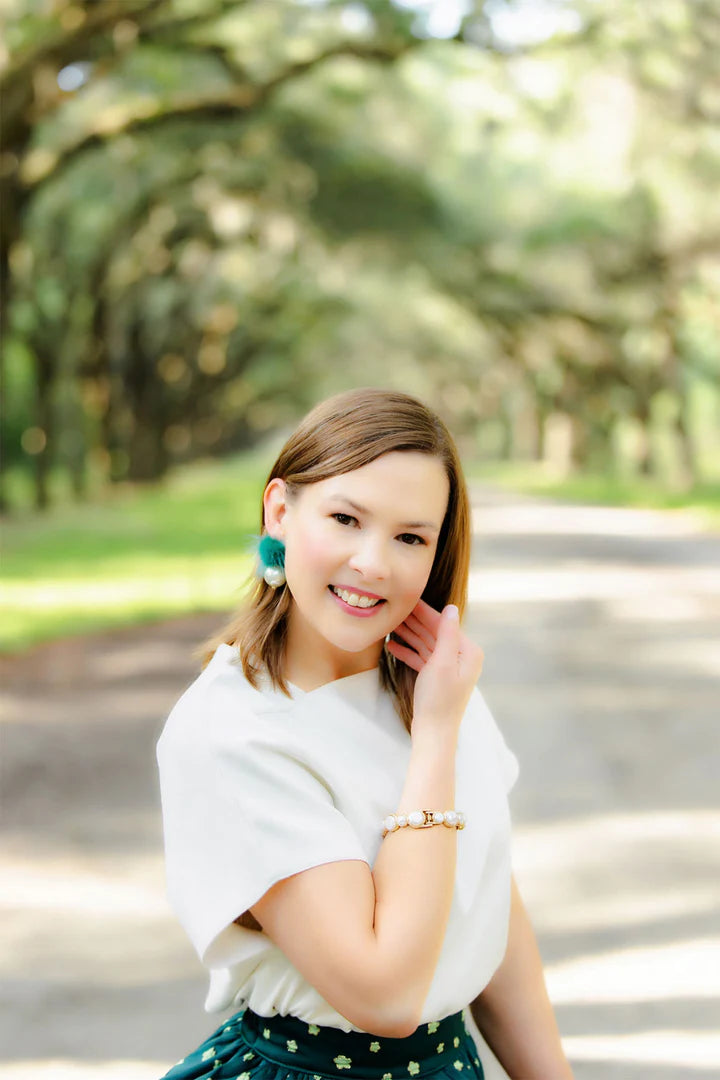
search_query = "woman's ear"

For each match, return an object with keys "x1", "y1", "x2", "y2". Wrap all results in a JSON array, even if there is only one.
[{"x1": 262, "y1": 478, "x2": 288, "y2": 540}]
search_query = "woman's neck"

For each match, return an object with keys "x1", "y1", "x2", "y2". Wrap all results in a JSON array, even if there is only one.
[{"x1": 283, "y1": 609, "x2": 383, "y2": 691}]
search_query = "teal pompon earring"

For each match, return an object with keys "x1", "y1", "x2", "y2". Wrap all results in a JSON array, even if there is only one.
[{"x1": 257, "y1": 533, "x2": 286, "y2": 588}]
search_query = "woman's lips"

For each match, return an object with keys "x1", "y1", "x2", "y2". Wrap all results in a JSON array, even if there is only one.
[
  {"x1": 332, "y1": 583, "x2": 385, "y2": 600},
  {"x1": 328, "y1": 586, "x2": 387, "y2": 618}
]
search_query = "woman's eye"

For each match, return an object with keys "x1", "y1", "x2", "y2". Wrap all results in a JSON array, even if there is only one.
[{"x1": 331, "y1": 514, "x2": 425, "y2": 546}]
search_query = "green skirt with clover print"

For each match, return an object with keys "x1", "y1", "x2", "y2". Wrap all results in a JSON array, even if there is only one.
[{"x1": 159, "y1": 1005, "x2": 484, "y2": 1080}]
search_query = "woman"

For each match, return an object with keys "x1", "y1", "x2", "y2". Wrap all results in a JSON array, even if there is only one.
[{"x1": 156, "y1": 387, "x2": 573, "y2": 1079}]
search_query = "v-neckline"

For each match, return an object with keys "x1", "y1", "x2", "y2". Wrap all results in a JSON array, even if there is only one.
[{"x1": 214, "y1": 643, "x2": 382, "y2": 712}]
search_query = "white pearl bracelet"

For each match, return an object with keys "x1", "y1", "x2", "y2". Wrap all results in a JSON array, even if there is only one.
[{"x1": 381, "y1": 809, "x2": 466, "y2": 837}]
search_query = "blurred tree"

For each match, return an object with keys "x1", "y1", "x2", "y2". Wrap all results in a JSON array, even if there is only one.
[
  {"x1": 1, "y1": 0, "x2": 424, "y2": 508},
  {"x1": 1, "y1": 0, "x2": 718, "y2": 513}
]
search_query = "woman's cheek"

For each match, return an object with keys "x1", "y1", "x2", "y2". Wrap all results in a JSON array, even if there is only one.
[
  {"x1": 291, "y1": 525, "x2": 334, "y2": 577},
  {"x1": 396, "y1": 568, "x2": 425, "y2": 608},
  {"x1": 410, "y1": 553, "x2": 436, "y2": 599}
]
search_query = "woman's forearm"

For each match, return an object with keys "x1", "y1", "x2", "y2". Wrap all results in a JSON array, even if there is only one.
[
  {"x1": 469, "y1": 877, "x2": 574, "y2": 1080},
  {"x1": 372, "y1": 729, "x2": 460, "y2": 1033}
]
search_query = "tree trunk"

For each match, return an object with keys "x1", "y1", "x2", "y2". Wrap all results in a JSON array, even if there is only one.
[
  {"x1": 634, "y1": 398, "x2": 653, "y2": 477},
  {"x1": 124, "y1": 324, "x2": 168, "y2": 482},
  {"x1": 0, "y1": 333, "x2": 8, "y2": 515},
  {"x1": 534, "y1": 394, "x2": 553, "y2": 463},
  {"x1": 569, "y1": 413, "x2": 589, "y2": 470},
  {"x1": 498, "y1": 403, "x2": 513, "y2": 460},
  {"x1": 674, "y1": 399, "x2": 697, "y2": 490},
  {"x1": 33, "y1": 347, "x2": 55, "y2": 511},
  {"x1": 68, "y1": 421, "x2": 88, "y2": 500},
  {"x1": 0, "y1": 161, "x2": 22, "y2": 515}
]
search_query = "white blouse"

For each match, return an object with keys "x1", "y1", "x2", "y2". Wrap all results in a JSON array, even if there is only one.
[{"x1": 156, "y1": 643, "x2": 518, "y2": 1032}]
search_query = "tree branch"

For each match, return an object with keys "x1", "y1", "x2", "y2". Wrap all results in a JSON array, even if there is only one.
[
  {"x1": 138, "y1": 0, "x2": 252, "y2": 43},
  {"x1": 1, "y1": 0, "x2": 172, "y2": 148},
  {"x1": 455, "y1": 11, "x2": 604, "y2": 57},
  {"x1": 21, "y1": 38, "x2": 418, "y2": 192},
  {"x1": 1, "y1": 0, "x2": 169, "y2": 95}
]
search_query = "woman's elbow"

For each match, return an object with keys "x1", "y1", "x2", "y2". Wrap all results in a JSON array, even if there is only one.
[
  {"x1": 351, "y1": 1001, "x2": 422, "y2": 1040},
  {"x1": 390, "y1": 1014, "x2": 422, "y2": 1039}
]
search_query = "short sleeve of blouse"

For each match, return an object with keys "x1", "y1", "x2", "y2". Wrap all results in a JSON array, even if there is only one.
[
  {"x1": 156, "y1": 675, "x2": 369, "y2": 967},
  {"x1": 472, "y1": 686, "x2": 520, "y2": 794}
]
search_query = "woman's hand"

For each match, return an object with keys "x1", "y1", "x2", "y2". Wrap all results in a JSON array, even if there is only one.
[{"x1": 386, "y1": 598, "x2": 484, "y2": 737}]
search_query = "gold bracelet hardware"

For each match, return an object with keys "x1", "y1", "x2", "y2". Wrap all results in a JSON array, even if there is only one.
[{"x1": 381, "y1": 809, "x2": 466, "y2": 838}]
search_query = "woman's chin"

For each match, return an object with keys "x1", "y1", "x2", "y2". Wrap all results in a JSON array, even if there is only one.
[
  {"x1": 321, "y1": 624, "x2": 386, "y2": 656},
  {"x1": 331, "y1": 634, "x2": 384, "y2": 656}
]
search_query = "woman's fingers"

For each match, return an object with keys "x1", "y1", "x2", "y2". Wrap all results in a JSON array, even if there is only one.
[
  {"x1": 392, "y1": 622, "x2": 432, "y2": 661},
  {"x1": 401, "y1": 613, "x2": 435, "y2": 652},
  {"x1": 411, "y1": 598, "x2": 443, "y2": 631},
  {"x1": 385, "y1": 639, "x2": 424, "y2": 672},
  {"x1": 431, "y1": 603, "x2": 461, "y2": 666},
  {"x1": 391, "y1": 599, "x2": 470, "y2": 676}
]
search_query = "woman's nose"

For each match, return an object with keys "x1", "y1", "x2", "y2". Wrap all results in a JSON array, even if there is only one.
[{"x1": 347, "y1": 536, "x2": 389, "y2": 581}]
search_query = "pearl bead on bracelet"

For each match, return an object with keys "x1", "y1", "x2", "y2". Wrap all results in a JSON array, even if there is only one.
[{"x1": 381, "y1": 809, "x2": 466, "y2": 837}]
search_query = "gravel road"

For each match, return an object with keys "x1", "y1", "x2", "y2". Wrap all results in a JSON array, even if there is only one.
[{"x1": 2, "y1": 485, "x2": 718, "y2": 1079}]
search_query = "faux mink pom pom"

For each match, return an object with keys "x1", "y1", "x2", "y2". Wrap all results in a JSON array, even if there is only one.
[{"x1": 257, "y1": 533, "x2": 286, "y2": 570}]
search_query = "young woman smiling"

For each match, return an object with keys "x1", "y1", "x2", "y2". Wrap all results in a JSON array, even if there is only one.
[{"x1": 156, "y1": 387, "x2": 573, "y2": 1080}]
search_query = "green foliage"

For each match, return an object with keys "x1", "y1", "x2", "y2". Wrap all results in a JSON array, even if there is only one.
[
  {"x1": 4, "y1": 445, "x2": 718, "y2": 656},
  {"x1": 2, "y1": 0, "x2": 719, "y2": 515},
  {"x1": 0, "y1": 452, "x2": 268, "y2": 652},
  {"x1": 467, "y1": 459, "x2": 720, "y2": 531}
]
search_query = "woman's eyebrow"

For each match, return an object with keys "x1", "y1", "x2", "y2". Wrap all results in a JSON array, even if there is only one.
[{"x1": 327, "y1": 495, "x2": 440, "y2": 533}]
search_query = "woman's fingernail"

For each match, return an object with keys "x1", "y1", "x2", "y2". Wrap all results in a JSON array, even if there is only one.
[{"x1": 444, "y1": 604, "x2": 459, "y2": 620}]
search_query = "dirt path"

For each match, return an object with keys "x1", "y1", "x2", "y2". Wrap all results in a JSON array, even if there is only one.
[{"x1": 2, "y1": 487, "x2": 719, "y2": 1079}]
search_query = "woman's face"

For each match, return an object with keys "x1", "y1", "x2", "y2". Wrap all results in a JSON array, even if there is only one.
[{"x1": 263, "y1": 451, "x2": 450, "y2": 675}]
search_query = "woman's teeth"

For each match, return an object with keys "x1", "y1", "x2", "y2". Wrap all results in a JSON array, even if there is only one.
[{"x1": 331, "y1": 586, "x2": 383, "y2": 608}]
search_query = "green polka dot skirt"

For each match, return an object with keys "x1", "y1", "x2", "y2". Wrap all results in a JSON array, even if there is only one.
[{"x1": 159, "y1": 1006, "x2": 484, "y2": 1080}]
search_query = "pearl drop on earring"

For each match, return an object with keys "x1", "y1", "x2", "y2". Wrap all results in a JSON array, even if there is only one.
[{"x1": 263, "y1": 565, "x2": 286, "y2": 587}]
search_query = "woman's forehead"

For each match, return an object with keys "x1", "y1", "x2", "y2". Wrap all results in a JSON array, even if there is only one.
[{"x1": 305, "y1": 453, "x2": 449, "y2": 522}]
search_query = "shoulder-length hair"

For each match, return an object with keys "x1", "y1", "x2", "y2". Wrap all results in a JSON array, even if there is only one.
[{"x1": 195, "y1": 387, "x2": 471, "y2": 733}]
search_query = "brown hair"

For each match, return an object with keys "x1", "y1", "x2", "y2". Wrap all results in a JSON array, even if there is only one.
[{"x1": 195, "y1": 387, "x2": 471, "y2": 733}]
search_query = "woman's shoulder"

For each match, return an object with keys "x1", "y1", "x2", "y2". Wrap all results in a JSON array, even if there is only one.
[
  {"x1": 157, "y1": 643, "x2": 268, "y2": 759},
  {"x1": 462, "y1": 683, "x2": 519, "y2": 792},
  {"x1": 174, "y1": 641, "x2": 263, "y2": 708}
]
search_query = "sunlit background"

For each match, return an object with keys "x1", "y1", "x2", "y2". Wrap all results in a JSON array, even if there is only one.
[{"x1": 1, "y1": 1, "x2": 719, "y2": 1077}]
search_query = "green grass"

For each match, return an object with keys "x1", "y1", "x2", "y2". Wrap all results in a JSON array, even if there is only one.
[
  {"x1": 3, "y1": 451, "x2": 718, "y2": 656},
  {"x1": 464, "y1": 460, "x2": 720, "y2": 529},
  {"x1": 1, "y1": 452, "x2": 269, "y2": 655}
]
